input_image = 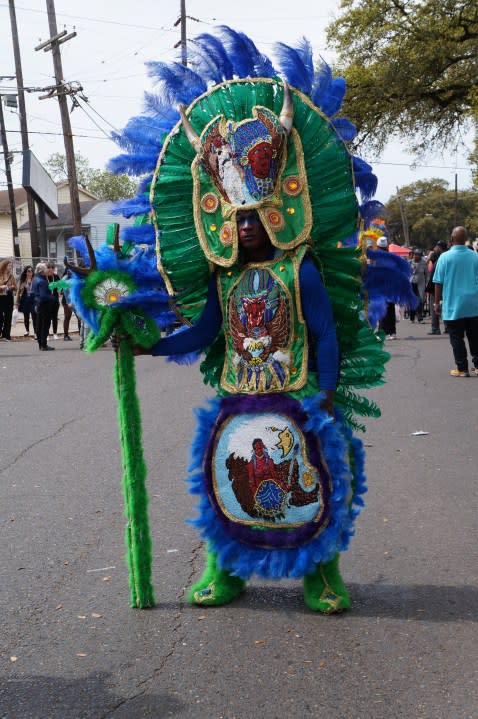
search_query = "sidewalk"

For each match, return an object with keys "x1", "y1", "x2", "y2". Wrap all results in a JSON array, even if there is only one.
[{"x1": 8, "y1": 306, "x2": 81, "y2": 341}]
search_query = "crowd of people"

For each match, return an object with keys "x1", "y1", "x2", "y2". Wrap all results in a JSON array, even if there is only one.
[
  {"x1": 376, "y1": 227, "x2": 478, "y2": 378},
  {"x1": 0, "y1": 259, "x2": 82, "y2": 349},
  {"x1": 2, "y1": 228, "x2": 477, "y2": 375},
  {"x1": 377, "y1": 232, "x2": 478, "y2": 342}
]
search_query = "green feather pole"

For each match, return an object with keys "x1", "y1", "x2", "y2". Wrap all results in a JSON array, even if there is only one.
[
  {"x1": 113, "y1": 339, "x2": 155, "y2": 608},
  {"x1": 80, "y1": 259, "x2": 160, "y2": 609}
]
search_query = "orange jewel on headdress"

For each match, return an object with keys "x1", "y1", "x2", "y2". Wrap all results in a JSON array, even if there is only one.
[
  {"x1": 201, "y1": 192, "x2": 219, "y2": 213},
  {"x1": 267, "y1": 210, "x2": 285, "y2": 230},
  {"x1": 283, "y1": 176, "x2": 302, "y2": 196},
  {"x1": 220, "y1": 222, "x2": 233, "y2": 246}
]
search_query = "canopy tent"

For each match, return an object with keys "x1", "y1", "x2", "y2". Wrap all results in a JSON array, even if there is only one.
[{"x1": 388, "y1": 243, "x2": 411, "y2": 257}]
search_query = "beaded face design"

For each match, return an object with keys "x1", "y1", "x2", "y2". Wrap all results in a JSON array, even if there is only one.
[{"x1": 200, "y1": 107, "x2": 287, "y2": 206}]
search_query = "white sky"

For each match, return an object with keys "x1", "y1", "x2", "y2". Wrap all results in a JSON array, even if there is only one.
[{"x1": 0, "y1": 0, "x2": 473, "y2": 202}]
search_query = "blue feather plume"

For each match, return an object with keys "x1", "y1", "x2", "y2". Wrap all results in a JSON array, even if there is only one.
[
  {"x1": 360, "y1": 200, "x2": 386, "y2": 228},
  {"x1": 190, "y1": 33, "x2": 234, "y2": 83},
  {"x1": 110, "y1": 196, "x2": 151, "y2": 218},
  {"x1": 353, "y1": 156, "x2": 378, "y2": 201},
  {"x1": 318, "y1": 76, "x2": 346, "y2": 117},
  {"x1": 216, "y1": 26, "x2": 254, "y2": 77},
  {"x1": 146, "y1": 61, "x2": 207, "y2": 106},
  {"x1": 107, "y1": 152, "x2": 157, "y2": 177},
  {"x1": 332, "y1": 117, "x2": 357, "y2": 142},
  {"x1": 364, "y1": 248, "x2": 419, "y2": 323},
  {"x1": 311, "y1": 60, "x2": 332, "y2": 106},
  {"x1": 273, "y1": 40, "x2": 314, "y2": 93}
]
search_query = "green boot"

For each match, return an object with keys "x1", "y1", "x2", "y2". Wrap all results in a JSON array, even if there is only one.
[
  {"x1": 188, "y1": 549, "x2": 246, "y2": 606},
  {"x1": 303, "y1": 554, "x2": 351, "y2": 614}
]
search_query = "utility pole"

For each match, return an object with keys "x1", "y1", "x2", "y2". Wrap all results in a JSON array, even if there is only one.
[
  {"x1": 8, "y1": 0, "x2": 40, "y2": 257},
  {"x1": 180, "y1": 0, "x2": 187, "y2": 66},
  {"x1": 0, "y1": 95, "x2": 20, "y2": 258},
  {"x1": 39, "y1": 0, "x2": 82, "y2": 237},
  {"x1": 174, "y1": 0, "x2": 191, "y2": 66},
  {"x1": 454, "y1": 173, "x2": 458, "y2": 227},
  {"x1": 396, "y1": 186, "x2": 410, "y2": 246}
]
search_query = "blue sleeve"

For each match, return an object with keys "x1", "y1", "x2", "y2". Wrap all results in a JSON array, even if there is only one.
[
  {"x1": 299, "y1": 259, "x2": 339, "y2": 391},
  {"x1": 151, "y1": 274, "x2": 222, "y2": 356},
  {"x1": 34, "y1": 277, "x2": 51, "y2": 304},
  {"x1": 433, "y1": 255, "x2": 444, "y2": 284}
]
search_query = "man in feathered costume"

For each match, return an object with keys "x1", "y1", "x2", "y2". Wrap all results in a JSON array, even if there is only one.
[{"x1": 65, "y1": 28, "x2": 415, "y2": 613}]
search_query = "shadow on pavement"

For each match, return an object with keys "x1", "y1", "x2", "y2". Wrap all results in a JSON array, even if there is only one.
[
  {"x1": 212, "y1": 583, "x2": 478, "y2": 621},
  {"x1": 0, "y1": 672, "x2": 184, "y2": 719}
]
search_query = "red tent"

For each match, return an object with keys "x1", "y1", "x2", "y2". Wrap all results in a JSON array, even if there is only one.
[{"x1": 388, "y1": 243, "x2": 411, "y2": 257}]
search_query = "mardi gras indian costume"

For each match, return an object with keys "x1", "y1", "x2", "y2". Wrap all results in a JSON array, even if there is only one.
[{"x1": 65, "y1": 28, "x2": 405, "y2": 613}]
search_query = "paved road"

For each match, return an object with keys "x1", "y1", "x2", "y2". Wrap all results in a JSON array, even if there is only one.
[{"x1": 1, "y1": 320, "x2": 477, "y2": 719}]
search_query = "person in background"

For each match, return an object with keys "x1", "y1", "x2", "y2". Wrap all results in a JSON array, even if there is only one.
[
  {"x1": 434, "y1": 226, "x2": 478, "y2": 377},
  {"x1": 16, "y1": 265, "x2": 37, "y2": 338},
  {"x1": 426, "y1": 240, "x2": 448, "y2": 335},
  {"x1": 0, "y1": 258, "x2": 17, "y2": 341},
  {"x1": 46, "y1": 263, "x2": 61, "y2": 340},
  {"x1": 32, "y1": 263, "x2": 56, "y2": 351},
  {"x1": 376, "y1": 236, "x2": 397, "y2": 340},
  {"x1": 61, "y1": 268, "x2": 74, "y2": 341},
  {"x1": 409, "y1": 248, "x2": 427, "y2": 323}
]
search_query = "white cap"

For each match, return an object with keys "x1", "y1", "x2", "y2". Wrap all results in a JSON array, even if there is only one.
[{"x1": 376, "y1": 237, "x2": 388, "y2": 248}]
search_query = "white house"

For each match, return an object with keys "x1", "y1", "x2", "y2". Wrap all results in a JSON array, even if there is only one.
[{"x1": 0, "y1": 181, "x2": 136, "y2": 265}]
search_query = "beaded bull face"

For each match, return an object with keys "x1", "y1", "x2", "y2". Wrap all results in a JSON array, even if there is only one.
[
  {"x1": 242, "y1": 294, "x2": 268, "y2": 336},
  {"x1": 180, "y1": 83, "x2": 293, "y2": 208}
]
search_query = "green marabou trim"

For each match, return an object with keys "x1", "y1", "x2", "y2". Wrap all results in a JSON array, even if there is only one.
[{"x1": 114, "y1": 340, "x2": 155, "y2": 608}]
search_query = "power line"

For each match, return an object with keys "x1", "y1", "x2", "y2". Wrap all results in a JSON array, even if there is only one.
[
  {"x1": 0, "y1": 2, "x2": 181, "y2": 32},
  {"x1": 4, "y1": 128, "x2": 112, "y2": 140},
  {"x1": 73, "y1": 98, "x2": 116, "y2": 139},
  {"x1": 372, "y1": 160, "x2": 470, "y2": 171}
]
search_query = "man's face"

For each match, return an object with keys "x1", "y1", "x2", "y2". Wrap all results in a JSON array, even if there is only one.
[
  {"x1": 237, "y1": 210, "x2": 270, "y2": 253},
  {"x1": 247, "y1": 142, "x2": 273, "y2": 179}
]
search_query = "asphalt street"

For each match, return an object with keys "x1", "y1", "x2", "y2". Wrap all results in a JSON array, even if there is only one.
[{"x1": 1, "y1": 319, "x2": 477, "y2": 719}]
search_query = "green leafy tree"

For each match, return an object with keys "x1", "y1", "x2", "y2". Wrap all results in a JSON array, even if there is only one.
[
  {"x1": 327, "y1": 0, "x2": 478, "y2": 154},
  {"x1": 385, "y1": 178, "x2": 478, "y2": 247},
  {"x1": 470, "y1": 133, "x2": 478, "y2": 189},
  {"x1": 85, "y1": 169, "x2": 137, "y2": 201},
  {"x1": 45, "y1": 153, "x2": 137, "y2": 201},
  {"x1": 45, "y1": 152, "x2": 94, "y2": 187}
]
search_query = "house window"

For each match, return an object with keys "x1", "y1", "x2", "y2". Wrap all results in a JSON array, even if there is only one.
[{"x1": 48, "y1": 240, "x2": 57, "y2": 258}]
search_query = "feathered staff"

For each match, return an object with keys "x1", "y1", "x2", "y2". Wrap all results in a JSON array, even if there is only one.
[{"x1": 63, "y1": 227, "x2": 176, "y2": 608}]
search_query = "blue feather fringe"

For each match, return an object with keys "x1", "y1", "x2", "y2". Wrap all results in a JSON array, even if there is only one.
[{"x1": 122, "y1": 224, "x2": 156, "y2": 245}]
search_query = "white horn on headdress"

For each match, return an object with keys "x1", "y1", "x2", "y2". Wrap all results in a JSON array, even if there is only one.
[
  {"x1": 179, "y1": 105, "x2": 203, "y2": 154},
  {"x1": 279, "y1": 82, "x2": 293, "y2": 134}
]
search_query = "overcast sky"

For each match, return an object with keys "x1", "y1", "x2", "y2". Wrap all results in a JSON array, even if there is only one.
[{"x1": 0, "y1": 0, "x2": 473, "y2": 202}]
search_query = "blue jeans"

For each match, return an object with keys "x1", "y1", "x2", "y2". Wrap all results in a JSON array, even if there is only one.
[{"x1": 446, "y1": 316, "x2": 478, "y2": 371}]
